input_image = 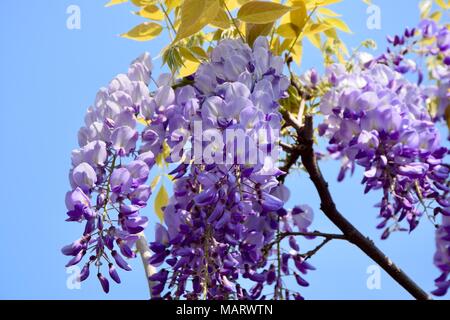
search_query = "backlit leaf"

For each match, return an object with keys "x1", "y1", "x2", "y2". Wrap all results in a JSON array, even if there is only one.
[
  {"x1": 306, "y1": 32, "x2": 321, "y2": 48},
  {"x1": 279, "y1": 0, "x2": 307, "y2": 38},
  {"x1": 165, "y1": 0, "x2": 183, "y2": 10},
  {"x1": 246, "y1": 22, "x2": 274, "y2": 46},
  {"x1": 179, "y1": 59, "x2": 201, "y2": 77},
  {"x1": 277, "y1": 23, "x2": 300, "y2": 38},
  {"x1": 446, "y1": 105, "x2": 450, "y2": 131},
  {"x1": 105, "y1": 0, "x2": 128, "y2": 7},
  {"x1": 121, "y1": 22, "x2": 163, "y2": 41},
  {"x1": 304, "y1": 22, "x2": 332, "y2": 35},
  {"x1": 175, "y1": 0, "x2": 220, "y2": 42},
  {"x1": 211, "y1": 8, "x2": 231, "y2": 29},
  {"x1": 135, "y1": 5, "x2": 164, "y2": 20},
  {"x1": 237, "y1": 1, "x2": 291, "y2": 24},
  {"x1": 317, "y1": 7, "x2": 341, "y2": 17},
  {"x1": 131, "y1": 0, "x2": 155, "y2": 6},
  {"x1": 324, "y1": 17, "x2": 351, "y2": 33},
  {"x1": 435, "y1": 0, "x2": 450, "y2": 9},
  {"x1": 154, "y1": 185, "x2": 169, "y2": 222},
  {"x1": 306, "y1": 0, "x2": 342, "y2": 9}
]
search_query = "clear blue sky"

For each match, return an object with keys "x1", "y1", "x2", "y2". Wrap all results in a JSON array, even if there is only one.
[{"x1": 0, "y1": 0, "x2": 448, "y2": 300}]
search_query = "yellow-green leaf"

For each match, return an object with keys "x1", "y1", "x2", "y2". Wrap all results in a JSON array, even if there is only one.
[
  {"x1": 279, "y1": 0, "x2": 307, "y2": 37},
  {"x1": 210, "y1": 8, "x2": 231, "y2": 29},
  {"x1": 165, "y1": 0, "x2": 183, "y2": 10},
  {"x1": 135, "y1": 5, "x2": 164, "y2": 20},
  {"x1": 317, "y1": 7, "x2": 341, "y2": 17},
  {"x1": 225, "y1": 0, "x2": 250, "y2": 10},
  {"x1": 246, "y1": 22, "x2": 274, "y2": 46},
  {"x1": 324, "y1": 17, "x2": 351, "y2": 33},
  {"x1": 179, "y1": 59, "x2": 201, "y2": 77},
  {"x1": 277, "y1": 23, "x2": 300, "y2": 38},
  {"x1": 237, "y1": 1, "x2": 291, "y2": 24},
  {"x1": 175, "y1": 0, "x2": 220, "y2": 42},
  {"x1": 179, "y1": 46, "x2": 200, "y2": 62},
  {"x1": 292, "y1": 40, "x2": 303, "y2": 65},
  {"x1": 429, "y1": 11, "x2": 442, "y2": 22},
  {"x1": 446, "y1": 105, "x2": 450, "y2": 130},
  {"x1": 190, "y1": 46, "x2": 209, "y2": 60},
  {"x1": 304, "y1": 22, "x2": 332, "y2": 35},
  {"x1": 306, "y1": 33, "x2": 321, "y2": 48},
  {"x1": 419, "y1": 0, "x2": 432, "y2": 19},
  {"x1": 131, "y1": 0, "x2": 155, "y2": 7},
  {"x1": 324, "y1": 27, "x2": 338, "y2": 39},
  {"x1": 435, "y1": 0, "x2": 450, "y2": 9},
  {"x1": 150, "y1": 175, "x2": 161, "y2": 189},
  {"x1": 105, "y1": 0, "x2": 128, "y2": 7},
  {"x1": 121, "y1": 22, "x2": 163, "y2": 41},
  {"x1": 154, "y1": 185, "x2": 169, "y2": 222},
  {"x1": 306, "y1": 0, "x2": 342, "y2": 9}
]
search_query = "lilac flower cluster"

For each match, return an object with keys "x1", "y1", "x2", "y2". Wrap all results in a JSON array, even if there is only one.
[
  {"x1": 379, "y1": 19, "x2": 449, "y2": 124},
  {"x1": 148, "y1": 38, "x2": 313, "y2": 299},
  {"x1": 318, "y1": 58, "x2": 449, "y2": 238},
  {"x1": 63, "y1": 53, "x2": 163, "y2": 292}
]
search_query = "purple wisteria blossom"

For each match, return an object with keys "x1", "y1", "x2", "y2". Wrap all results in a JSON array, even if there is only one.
[
  {"x1": 318, "y1": 57, "x2": 448, "y2": 239},
  {"x1": 147, "y1": 38, "x2": 314, "y2": 300},
  {"x1": 63, "y1": 53, "x2": 163, "y2": 293}
]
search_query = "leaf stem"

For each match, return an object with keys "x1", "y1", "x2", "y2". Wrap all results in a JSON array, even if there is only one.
[{"x1": 222, "y1": 0, "x2": 245, "y2": 42}]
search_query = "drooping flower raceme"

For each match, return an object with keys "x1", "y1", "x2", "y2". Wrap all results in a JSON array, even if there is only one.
[
  {"x1": 379, "y1": 19, "x2": 449, "y2": 124},
  {"x1": 318, "y1": 58, "x2": 449, "y2": 239},
  {"x1": 63, "y1": 53, "x2": 166, "y2": 292},
  {"x1": 64, "y1": 40, "x2": 315, "y2": 298},
  {"x1": 147, "y1": 38, "x2": 314, "y2": 300},
  {"x1": 433, "y1": 216, "x2": 450, "y2": 296}
]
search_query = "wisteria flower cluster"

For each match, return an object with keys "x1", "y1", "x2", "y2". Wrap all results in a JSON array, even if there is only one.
[
  {"x1": 147, "y1": 38, "x2": 314, "y2": 300},
  {"x1": 63, "y1": 39, "x2": 315, "y2": 298},
  {"x1": 433, "y1": 216, "x2": 450, "y2": 296},
  {"x1": 63, "y1": 53, "x2": 168, "y2": 293},
  {"x1": 379, "y1": 19, "x2": 449, "y2": 125},
  {"x1": 318, "y1": 57, "x2": 449, "y2": 238}
]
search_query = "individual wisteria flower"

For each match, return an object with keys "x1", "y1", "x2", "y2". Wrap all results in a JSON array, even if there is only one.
[
  {"x1": 62, "y1": 53, "x2": 164, "y2": 293},
  {"x1": 318, "y1": 57, "x2": 449, "y2": 239},
  {"x1": 147, "y1": 37, "x2": 313, "y2": 300}
]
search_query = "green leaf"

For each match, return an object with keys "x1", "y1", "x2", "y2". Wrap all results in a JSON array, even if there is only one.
[
  {"x1": 154, "y1": 185, "x2": 169, "y2": 222},
  {"x1": 237, "y1": 1, "x2": 291, "y2": 24},
  {"x1": 105, "y1": 0, "x2": 128, "y2": 7},
  {"x1": 121, "y1": 22, "x2": 163, "y2": 41}
]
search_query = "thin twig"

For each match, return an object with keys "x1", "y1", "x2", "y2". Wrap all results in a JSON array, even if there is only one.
[{"x1": 222, "y1": 0, "x2": 245, "y2": 42}]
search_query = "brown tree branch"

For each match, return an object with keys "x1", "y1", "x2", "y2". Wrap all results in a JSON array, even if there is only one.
[{"x1": 283, "y1": 113, "x2": 430, "y2": 300}]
